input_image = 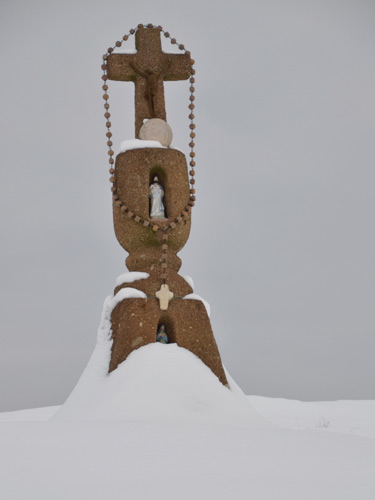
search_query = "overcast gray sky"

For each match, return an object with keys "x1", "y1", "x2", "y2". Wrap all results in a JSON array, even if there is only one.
[{"x1": 1, "y1": 0, "x2": 374, "y2": 411}]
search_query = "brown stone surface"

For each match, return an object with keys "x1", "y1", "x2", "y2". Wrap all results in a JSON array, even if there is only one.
[
  {"x1": 113, "y1": 147, "x2": 192, "y2": 297},
  {"x1": 110, "y1": 297, "x2": 228, "y2": 386},
  {"x1": 107, "y1": 26, "x2": 192, "y2": 137}
]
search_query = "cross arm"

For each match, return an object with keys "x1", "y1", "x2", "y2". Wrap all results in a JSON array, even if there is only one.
[
  {"x1": 106, "y1": 53, "x2": 137, "y2": 81},
  {"x1": 163, "y1": 53, "x2": 192, "y2": 81}
]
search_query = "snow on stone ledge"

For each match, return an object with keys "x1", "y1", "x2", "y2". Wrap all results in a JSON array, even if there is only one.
[
  {"x1": 183, "y1": 275, "x2": 194, "y2": 290},
  {"x1": 119, "y1": 139, "x2": 166, "y2": 153},
  {"x1": 183, "y1": 293, "x2": 210, "y2": 317},
  {"x1": 116, "y1": 271, "x2": 149, "y2": 287}
]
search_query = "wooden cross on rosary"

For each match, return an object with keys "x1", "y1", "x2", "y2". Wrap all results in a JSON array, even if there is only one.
[{"x1": 106, "y1": 25, "x2": 192, "y2": 137}]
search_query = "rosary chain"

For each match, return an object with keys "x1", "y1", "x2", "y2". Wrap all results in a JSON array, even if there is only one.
[{"x1": 102, "y1": 23, "x2": 196, "y2": 284}]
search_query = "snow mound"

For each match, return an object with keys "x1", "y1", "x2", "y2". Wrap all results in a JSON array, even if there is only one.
[{"x1": 53, "y1": 340, "x2": 268, "y2": 426}]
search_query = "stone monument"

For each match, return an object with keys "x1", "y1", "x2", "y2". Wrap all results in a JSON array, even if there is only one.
[{"x1": 102, "y1": 24, "x2": 227, "y2": 386}]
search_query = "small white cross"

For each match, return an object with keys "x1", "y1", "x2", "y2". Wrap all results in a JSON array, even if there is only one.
[{"x1": 155, "y1": 284, "x2": 174, "y2": 310}]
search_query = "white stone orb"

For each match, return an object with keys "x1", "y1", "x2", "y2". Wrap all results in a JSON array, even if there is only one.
[{"x1": 139, "y1": 119, "x2": 173, "y2": 147}]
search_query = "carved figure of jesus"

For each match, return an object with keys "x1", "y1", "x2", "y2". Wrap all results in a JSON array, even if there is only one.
[
  {"x1": 130, "y1": 61, "x2": 171, "y2": 118},
  {"x1": 149, "y1": 176, "x2": 166, "y2": 219}
]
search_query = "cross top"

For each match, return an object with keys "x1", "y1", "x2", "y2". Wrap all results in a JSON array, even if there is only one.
[{"x1": 106, "y1": 26, "x2": 193, "y2": 137}]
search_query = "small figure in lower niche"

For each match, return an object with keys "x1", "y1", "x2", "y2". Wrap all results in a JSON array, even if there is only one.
[{"x1": 156, "y1": 323, "x2": 169, "y2": 344}]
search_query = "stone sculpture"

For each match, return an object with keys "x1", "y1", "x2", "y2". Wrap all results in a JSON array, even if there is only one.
[
  {"x1": 103, "y1": 25, "x2": 228, "y2": 386},
  {"x1": 149, "y1": 177, "x2": 166, "y2": 219}
]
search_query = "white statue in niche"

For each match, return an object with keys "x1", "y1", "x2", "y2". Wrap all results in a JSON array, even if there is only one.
[{"x1": 149, "y1": 176, "x2": 166, "y2": 219}]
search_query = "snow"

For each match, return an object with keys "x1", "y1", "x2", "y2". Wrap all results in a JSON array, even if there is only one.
[
  {"x1": 115, "y1": 271, "x2": 149, "y2": 287},
  {"x1": 119, "y1": 138, "x2": 166, "y2": 153},
  {"x1": 1, "y1": 281, "x2": 374, "y2": 499},
  {"x1": 249, "y1": 395, "x2": 375, "y2": 439},
  {"x1": 183, "y1": 293, "x2": 210, "y2": 317},
  {"x1": 183, "y1": 275, "x2": 194, "y2": 289},
  {"x1": 53, "y1": 318, "x2": 266, "y2": 424}
]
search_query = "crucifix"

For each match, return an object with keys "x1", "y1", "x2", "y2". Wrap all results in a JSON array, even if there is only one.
[{"x1": 106, "y1": 26, "x2": 192, "y2": 137}]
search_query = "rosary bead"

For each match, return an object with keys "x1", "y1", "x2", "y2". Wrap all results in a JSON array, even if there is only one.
[
  {"x1": 190, "y1": 195, "x2": 196, "y2": 201},
  {"x1": 104, "y1": 103, "x2": 110, "y2": 109},
  {"x1": 148, "y1": 23, "x2": 154, "y2": 28},
  {"x1": 115, "y1": 41, "x2": 121, "y2": 47},
  {"x1": 109, "y1": 158, "x2": 114, "y2": 164},
  {"x1": 190, "y1": 188, "x2": 195, "y2": 194},
  {"x1": 189, "y1": 170, "x2": 195, "y2": 176},
  {"x1": 170, "y1": 222, "x2": 176, "y2": 229},
  {"x1": 116, "y1": 200, "x2": 122, "y2": 208},
  {"x1": 189, "y1": 200, "x2": 195, "y2": 207},
  {"x1": 190, "y1": 77, "x2": 195, "y2": 83},
  {"x1": 127, "y1": 211, "x2": 134, "y2": 218},
  {"x1": 103, "y1": 94, "x2": 109, "y2": 100},
  {"x1": 109, "y1": 176, "x2": 115, "y2": 182},
  {"x1": 190, "y1": 179, "x2": 195, "y2": 185},
  {"x1": 109, "y1": 168, "x2": 114, "y2": 174},
  {"x1": 106, "y1": 131, "x2": 112, "y2": 138},
  {"x1": 107, "y1": 139, "x2": 112, "y2": 146},
  {"x1": 130, "y1": 29, "x2": 135, "y2": 34},
  {"x1": 177, "y1": 216, "x2": 182, "y2": 223},
  {"x1": 152, "y1": 225, "x2": 159, "y2": 232},
  {"x1": 162, "y1": 233, "x2": 169, "y2": 240},
  {"x1": 161, "y1": 263, "x2": 167, "y2": 269},
  {"x1": 121, "y1": 205, "x2": 127, "y2": 212},
  {"x1": 143, "y1": 220, "x2": 150, "y2": 227},
  {"x1": 190, "y1": 160, "x2": 196, "y2": 166},
  {"x1": 138, "y1": 24, "x2": 144, "y2": 29},
  {"x1": 164, "y1": 32, "x2": 170, "y2": 37},
  {"x1": 189, "y1": 95, "x2": 195, "y2": 101},
  {"x1": 190, "y1": 59, "x2": 195, "y2": 65},
  {"x1": 104, "y1": 112, "x2": 111, "y2": 119},
  {"x1": 122, "y1": 35, "x2": 128, "y2": 41},
  {"x1": 189, "y1": 152, "x2": 195, "y2": 158},
  {"x1": 134, "y1": 215, "x2": 141, "y2": 223},
  {"x1": 171, "y1": 38, "x2": 176, "y2": 44},
  {"x1": 111, "y1": 186, "x2": 116, "y2": 193},
  {"x1": 107, "y1": 48, "x2": 113, "y2": 53},
  {"x1": 190, "y1": 132, "x2": 196, "y2": 138},
  {"x1": 101, "y1": 64, "x2": 107, "y2": 71},
  {"x1": 157, "y1": 25, "x2": 162, "y2": 31},
  {"x1": 182, "y1": 211, "x2": 188, "y2": 217},
  {"x1": 188, "y1": 113, "x2": 195, "y2": 120},
  {"x1": 108, "y1": 149, "x2": 114, "y2": 156},
  {"x1": 106, "y1": 121, "x2": 111, "y2": 128},
  {"x1": 179, "y1": 44, "x2": 184, "y2": 50},
  {"x1": 103, "y1": 55, "x2": 108, "y2": 60},
  {"x1": 162, "y1": 244, "x2": 168, "y2": 250},
  {"x1": 191, "y1": 68, "x2": 196, "y2": 75},
  {"x1": 189, "y1": 123, "x2": 196, "y2": 129},
  {"x1": 185, "y1": 51, "x2": 191, "y2": 57},
  {"x1": 161, "y1": 273, "x2": 167, "y2": 280},
  {"x1": 102, "y1": 84, "x2": 108, "y2": 90},
  {"x1": 189, "y1": 86, "x2": 195, "y2": 93},
  {"x1": 101, "y1": 75, "x2": 108, "y2": 81},
  {"x1": 189, "y1": 141, "x2": 195, "y2": 148},
  {"x1": 188, "y1": 104, "x2": 195, "y2": 110}
]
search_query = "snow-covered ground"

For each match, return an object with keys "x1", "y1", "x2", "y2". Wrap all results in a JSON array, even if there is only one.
[
  {"x1": 1, "y1": 343, "x2": 374, "y2": 500},
  {"x1": 1, "y1": 284, "x2": 374, "y2": 499}
]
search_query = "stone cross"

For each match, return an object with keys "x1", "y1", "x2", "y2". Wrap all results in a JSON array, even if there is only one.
[
  {"x1": 106, "y1": 26, "x2": 192, "y2": 137},
  {"x1": 155, "y1": 284, "x2": 174, "y2": 311}
]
